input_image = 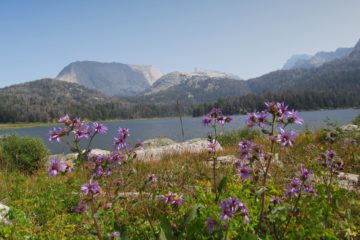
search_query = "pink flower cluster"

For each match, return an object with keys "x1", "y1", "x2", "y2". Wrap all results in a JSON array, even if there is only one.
[
  {"x1": 49, "y1": 114, "x2": 108, "y2": 143},
  {"x1": 202, "y1": 108, "x2": 232, "y2": 126},
  {"x1": 48, "y1": 159, "x2": 74, "y2": 176},
  {"x1": 159, "y1": 192, "x2": 184, "y2": 207}
]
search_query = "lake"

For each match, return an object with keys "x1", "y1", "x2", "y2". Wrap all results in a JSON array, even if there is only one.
[{"x1": 0, "y1": 108, "x2": 359, "y2": 154}]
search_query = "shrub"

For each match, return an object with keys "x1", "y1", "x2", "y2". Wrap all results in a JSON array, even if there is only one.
[
  {"x1": 0, "y1": 135, "x2": 49, "y2": 173},
  {"x1": 218, "y1": 128, "x2": 260, "y2": 146},
  {"x1": 353, "y1": 113, "x2": 360, "y2": 125}
]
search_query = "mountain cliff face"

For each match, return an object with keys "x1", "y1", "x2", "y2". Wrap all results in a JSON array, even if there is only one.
[
  {"x1": 141, "y1": 76, "x2": 250, "y2": 104},
  {"x1": 145, "y1": 70, "x2": 241, "y2": 95},
  {"x1": 56, "y1": 61, "x2": 162, "y2": 96},
  {"x1": 283, "y1": 47, "x2": 353, "y2": 70},
  {"x1": 248, "y1": 44, "x2": 360, "y2": 95},
  {"x1": 282, "y1": 54, "x2": 312, "y2": 70}
]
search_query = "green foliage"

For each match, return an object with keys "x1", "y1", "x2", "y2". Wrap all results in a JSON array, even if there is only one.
[
  {"x1": 0, "y1": 135, "x2": 49, "y2": 173},
  {"x1": 218, "y1": 128, "x2": 260, "y2": 146},
  {"x1": 352, "y1": 113, "x2": 360, "y2": 125},
  {"x1": 0, "y1": 126, "x2": 359, "y2": 239}
]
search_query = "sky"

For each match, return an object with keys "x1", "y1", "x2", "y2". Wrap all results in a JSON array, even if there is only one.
[{"x1": 1, "y1": 0, "x2": 360, "y2": 87}]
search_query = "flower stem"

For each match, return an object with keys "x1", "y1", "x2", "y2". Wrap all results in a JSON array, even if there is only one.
[
  {"x1": 90, "y1": 199, "x2": 103, "y2": 240},
  {"x1": 257, "y1": 114, "x2": 276, "y2": 234}
]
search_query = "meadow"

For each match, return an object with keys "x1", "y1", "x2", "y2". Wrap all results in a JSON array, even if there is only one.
[{"x1": 0, "y1": 103, "x2": 359, "y2": 240}]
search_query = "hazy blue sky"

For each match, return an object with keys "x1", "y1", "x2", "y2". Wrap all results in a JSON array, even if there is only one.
[{"x1": 1, "y1": 0, "x2": 360, "y2": 87}]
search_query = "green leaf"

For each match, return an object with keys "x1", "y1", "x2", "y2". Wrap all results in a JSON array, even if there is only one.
[
  {"x1": 240, "y1": 232, "x2": 259, "y2": 240},
  {"x1": 179, "y1": 204, "x2": 203, "y2": 233},
  {"x1": 159, "y1": 216, "x2": 175, "y2": 240},
  {"x1": 255, "y1": 187, "x2": 267, "y2": 196},
  {"x1": 217, "y1": 176, "x2": 228, "y2": 197},
  {"x1": 114, "y1": 223, "x2": 127, "y2": 240},
  {"x1": 120, "y1": 230, "x2": 128, "y2": 240}
]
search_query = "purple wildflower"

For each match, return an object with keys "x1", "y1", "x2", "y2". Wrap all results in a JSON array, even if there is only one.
[
  {"x1": 209, "y1": 108, "x2": 222, "y2": 118},
  {"x1": 147, "y1": 173, "x2": 157, "y2": 183},
  {"x1": 93, "y1": 122, "x2": 108, "y2": 134},
  {"x1": 238, "y1": 140, "x2": 255, "y2": 159},
  {"x1": 235, "y1": 163, "x2": 252, "y2": 179},
  {"x1": 118, "y1": 128, "x2": 130, "y2": 138},
  {"x1": 285, "y1": 178, "x2": 301, "y2": 198},
  {"x1": 304, "y1": 182, "x2": 317, "y2": 197},
  {"x1": 103, "y1": 202, "x2": 112, "y2": 209},
  {"x1": 113, "y1": 136, "x2": 127, "y2": 150},
  {"x1": 159, "y1": 192, "x2": 183, "y2": 206},
  {"x1": 325, "y1": 149, "x2": 336, "y2": 159},
  {"x1": 265, "y1": 101, "x2": 278, "y2": 115},
  {"x1": 277, "y1": 102, "x2": 289, "y2": 117},
  {"x1": 270, "y1": 196, "x2": 283, "y2": 204},
  {"x1": 81, "y1": 181, "x2": 102, "y2": 196},
  {"x1": 48, "y1": 127, "x2": 66, "y2": 142},
  {"x1": 220, "y1": 197, "x2": 249, "y2": 223},
  {"x1": 256, "y1": 111, "x2": 268, "y2": 128},
  {"x1": 70, "y1": 117, "x2": 83, "y2": 128},
  {"x1": 73, "y1": 125, "x2": 91, "y2": 140},
  {"x1": 206, "y1": 218, "x2": 217, "y2": 233},
  {"x1": 318, "y1": 150, "x2": 344, "y2": 172},
  {"x1": 207, "y1": 139, "x2": 219, "y2": 153},
  {"x1": 300, "y1": 167, "x2": 312, "y2": 181},
  {"x1": 64, "y1": 160, "x2": 74, "y2": 172},
  {"x1": 109, "y1": 152, "x2": 122, "y2": 165},
  {"x1": 286, "y1": 110, "x2": 303, "y2": 125},
  {"x1": 107, "y1": 231, "x2": 120, "y2": 239},
  {"x1": 48, "y1": 159, "x2": 66, "y2": 176},
  {"x1": 202, "y1": 108, "x2": 232, "y2": 126},
  {"x1": 114, "y1": 179, "x2": 125, "y2": 188},
  {"x1": 245, "y1": 112, "x2": 258, "y2": 128},
  {"x1": 75, "y1": 202, "x2": 88, "y2": 213},
  {"x1": 58, "y1": 114, "x2": 71, "y2": 125},
  {"x1": 202, "y1": 115, "x2": 212, "y2": 126},
  {"x1": 94, "y1": 166, "x2": 105, "y2": 177},
  {"x1": 224, "y1": 116, "x2": 233, "y2": 123},
  {"x1": 277, "y1": 127, "x2": 296, "y2": 147}
]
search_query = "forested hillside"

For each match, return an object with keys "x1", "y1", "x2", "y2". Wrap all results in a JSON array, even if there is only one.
[{"x1": 0, "y1": 79, "x2": 179, "y2": 122}]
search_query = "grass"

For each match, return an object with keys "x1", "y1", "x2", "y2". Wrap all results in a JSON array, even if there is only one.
[
  {"x1": 0, "y1": 122, "x2": 58, "y2": 130},
  {"x1": 0, "y1": 127, "x2": 359, "y2": 239}
]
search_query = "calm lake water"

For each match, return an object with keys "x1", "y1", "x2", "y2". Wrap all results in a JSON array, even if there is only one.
[{"x1": 0, "y1": 108, "x2": 359, "y2": 154}]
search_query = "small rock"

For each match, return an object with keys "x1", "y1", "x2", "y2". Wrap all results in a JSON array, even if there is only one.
[
  {"x1": 135, "y1": 138, "x2": 222, "y2": 162},
  {"x1": 0, "y1": 203, "x2": 10, "y2": 224},
  {"x1": 216, "y1": 155, "x2": 239, "y2": 165},
  {"x1": 337, "y1": 172, "x2": 359, "y2": 191},
  {"x1": 48, "y1": 149, "x2": 111, "y2": 164},
  {"x1": 340, "y1": 124, "x2": 359, "y2": 131},
  {"x1": 142, "y1": 137, "x2": 176, "y2": 149}
]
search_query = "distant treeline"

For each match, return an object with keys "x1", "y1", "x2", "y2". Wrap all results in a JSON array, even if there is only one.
[
  {"x1": 1, "y1": 78, "x2": 359, "y2": 123},
  {"x1": 192, "y1": 90, "x2": 360, "y2": 116},
  {"x1": 1, "y1": 89, "x2": 359, "y2": 123}
]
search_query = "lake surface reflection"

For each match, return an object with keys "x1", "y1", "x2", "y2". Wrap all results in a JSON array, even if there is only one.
[{"x1": 0, "y1": 108, "x2": 359, "y2": 154}]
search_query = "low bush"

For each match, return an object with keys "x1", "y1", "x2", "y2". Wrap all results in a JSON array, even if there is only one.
[
  {"x1": 353, "y1": 113, "x2": 360, "y2": 125},
  {"x1": 217, "y1": 128, "x2": 260, "y2": 146},
  {"x1": 0, "y1": 135, "x2": 49, "y2": 173}
]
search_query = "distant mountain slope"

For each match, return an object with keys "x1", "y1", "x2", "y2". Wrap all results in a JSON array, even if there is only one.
[
  {"x1": 56, "y1": 61, "x2": 163, "y2": 96},
  {"x1": 0, "y1": 79, "x2": 131, "y2": 122},
  {"x1": 145, "y1": 70, "x2": 241, "y2": 95},
  {"x1": 143, "y1": 39, "x2": 360, "y2": 105},
  {"x1": 141, "y1": 76, "x2": 251, "y2": 104},
  {"x1": 282, "y1": 54, "x2": 312, "y2": 70},
  {"x1": 248, "y1": 40, "x2": 360, "y2": 94},
  {"x1": 282, "y1": 47, "x2": 353, "y2": 70},
  {"x1": 0, "y1": 79, "x2": 186, "y2": 123}
]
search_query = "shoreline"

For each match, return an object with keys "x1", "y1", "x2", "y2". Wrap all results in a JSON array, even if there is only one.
[{"x1": 0, "y1": 107, "x2": 358, "y2": 130}]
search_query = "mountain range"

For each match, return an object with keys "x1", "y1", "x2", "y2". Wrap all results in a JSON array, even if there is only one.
[
  {"x1": 282, "y1": 47, "x2": 353, "y2": 70},
  {"x1": 0, "y1": 38, "x2": 359, "y2": 122},
  {"x1": 56, "y1": 61, "x2": 163, "y2": 96}
]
